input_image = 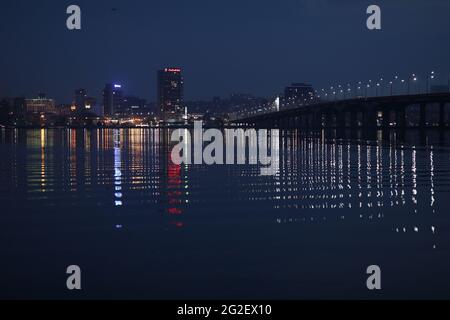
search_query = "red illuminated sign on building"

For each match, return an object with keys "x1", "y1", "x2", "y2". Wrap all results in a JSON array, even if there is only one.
[{"x1": 164, "y1": 68, "x2": 181, "y2": 73}]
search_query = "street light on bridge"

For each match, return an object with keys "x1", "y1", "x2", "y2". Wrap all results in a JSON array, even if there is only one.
[
  {"x1": 356, "y1": 81, "x2": 363, "y2": 98},
  {"x1": 408, "y1": 74, "x2": 417, "y2": 94},
  {"x1": 378, "y1": 78, "x2": 384, "y2": 96},
  {"x1": 392, "y1": 75, "x2": 399, "y2": 96},
  {"x1": 426, "y1": 71, "x2": 435, "y2": 94}
]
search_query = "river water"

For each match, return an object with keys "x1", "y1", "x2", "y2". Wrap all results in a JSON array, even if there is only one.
[{"x1": 1, "y1": 128, "x2": 450, "y2": 299}]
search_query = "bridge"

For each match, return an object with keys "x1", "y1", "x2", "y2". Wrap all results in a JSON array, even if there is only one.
[{"x1": 232, "y1": 93, "x2": 450, "y2": 129}]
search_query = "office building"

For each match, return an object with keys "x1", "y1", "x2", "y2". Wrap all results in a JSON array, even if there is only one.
[
  {"x1": 75, "y1": 89, "x2": 87, "y2": 113},
  {"x1": 157, "y1": 68, "x2": 184, "y2": 122},
  {"x1": 103, "y1": 83, "x2": 123, "y2": 117},
  {"x1": 25, "y1": 94, "x2": 56, "y2": 114},
  {"x1": 123, "y1": 96, "x2": 147, "y2": 115}
]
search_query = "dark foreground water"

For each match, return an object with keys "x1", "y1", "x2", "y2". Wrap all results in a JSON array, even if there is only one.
[{"x1": 1, "y1": 128, "x2": 450, "y2": 299}]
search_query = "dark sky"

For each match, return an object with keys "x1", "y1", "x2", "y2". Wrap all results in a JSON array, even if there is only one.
[{"x1": 1, "y1": 0, "x2": 450, "y2": 103}]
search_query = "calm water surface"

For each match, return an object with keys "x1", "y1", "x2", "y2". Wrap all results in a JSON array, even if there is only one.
[{"x1": 1, "y1": 128, "x2": 450, "y2": 299}]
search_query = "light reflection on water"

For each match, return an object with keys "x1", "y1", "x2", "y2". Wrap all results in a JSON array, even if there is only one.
[{"x1": 1, "y1": 128, "x2": 450, "y2": 299}]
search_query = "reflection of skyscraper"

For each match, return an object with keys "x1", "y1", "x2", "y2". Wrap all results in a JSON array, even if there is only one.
[
  {"x1": 113, "y1": 129, "x2": 123, "y2": 207},
  {"x1": 157, "y1": 68, "x2": 184, "y2": 123},
  {"x1": 103, "y1": 84, "x2": 123, "y2": 117}
]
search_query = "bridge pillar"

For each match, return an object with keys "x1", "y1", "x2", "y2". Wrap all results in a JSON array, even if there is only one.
[
  {"x1": 342, "y1": 111, "x2": 348, "y2": 127},
  {"x1": 336, "y1": 111, "x2": 346, "y2": 129},
  {"x1": 382, "y1": 108, "x2": 391, "y2": 128},
  {"x1": 363, "y1": 108, "x2": 377, "y2": 128},
  {"x1": 300, "y1": 114, "x2": 307, "y2": 128},
  {"x1": 315, "y1": 112, "x2": 323, "y2": 128},
  {"x1": 299, "y1": 115, "x2": 305, "y2": 128},
  {"x1": 395, "y1": 106, "x2": 406, "y2": 128},
  {"x1": 292, "y1": 116, "x2": 297, "y2": 129},
  {"x1": 318, "y1": 112, "x2": 324, "y2": 128},
  {"x1": 271, "y1": 119, "x2": 276, "y2": 128},
  {"x1": 420, "y1": 103, "x2": 427, "y2": 128},
  {"x1": 307, "y1": 112, "x2": 317, "y2": 128},
  {"x1": 325, "y1": 111, "x2": 334, "y2": 128},
  {"x1": 272, "y1": 119, "x2": 277, "y2": 128},
  {"x1": 311, "y1": 113, "x2": 318, "y2": 128},
  {"x1": 350, "y1": 111, "x2": 358, "y2": 128},
  {"x1": 439, "y1": 102, "x2": 446, "y2": 129}
]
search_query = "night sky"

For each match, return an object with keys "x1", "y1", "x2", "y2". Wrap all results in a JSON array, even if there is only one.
[{"x1": 1, "y1": 0, "x2": 450, "y2": 103}]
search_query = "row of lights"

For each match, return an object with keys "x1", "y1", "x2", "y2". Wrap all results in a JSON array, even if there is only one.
[
  {"x1": 315, "y1": 71, "x2": 440, "y2": 101},
  {"x1": 235, "y1": 71, "x2": 449, "y2": 119}
]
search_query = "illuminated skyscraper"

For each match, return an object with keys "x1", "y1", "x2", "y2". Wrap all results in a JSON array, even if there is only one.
[
  {"x1": 157, "y1": 68, "x2": 184, "y2": 123},
  {"x1": 103, "y1": 83, "x2": 123, "y2": 117}
]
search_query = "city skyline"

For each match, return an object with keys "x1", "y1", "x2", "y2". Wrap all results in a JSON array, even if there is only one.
[{"x1": 2, "y1": 0, "x2": 450, "y2": 103}]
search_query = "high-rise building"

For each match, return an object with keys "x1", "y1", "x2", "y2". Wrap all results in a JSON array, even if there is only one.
[
  {"x1": 157, "y1": 68, "x2": 184, "y2": 122},
  {"x1": 103, "y1": 83, "x2": 123, "y2": 117},
  {"x1": 84, "y1": 97, "x2": 100, "y2": 114},
  {"x1": 75, "y1": 89, "x2": 87, "y2": 114}
]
